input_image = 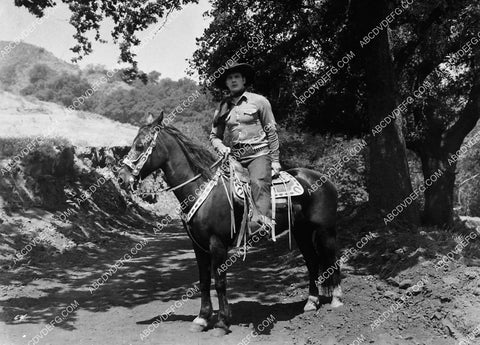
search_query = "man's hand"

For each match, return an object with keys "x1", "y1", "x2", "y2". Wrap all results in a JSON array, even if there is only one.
[
  {"x1": 217, "y1": 145, "x2": 231, "y2": 157},
  {"x1": 272, "y1": 161, "x2": 281, "y2": 178}
]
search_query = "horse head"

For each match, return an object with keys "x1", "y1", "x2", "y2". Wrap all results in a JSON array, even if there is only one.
[{"x1": 118, "y1": 111, "x2": 169, "y2": 192}]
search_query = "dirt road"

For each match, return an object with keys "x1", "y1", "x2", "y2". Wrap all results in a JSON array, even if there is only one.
[{"x1": 1, "y1": 216, "x2": 479, "y2": 345}]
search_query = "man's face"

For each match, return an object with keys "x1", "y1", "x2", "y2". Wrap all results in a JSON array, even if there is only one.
[{"x1": 225, "y1": 72, "x2": 246, "y2": 93}]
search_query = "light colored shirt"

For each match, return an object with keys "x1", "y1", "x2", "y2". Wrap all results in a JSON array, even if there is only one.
[{"x1": 209, "y1": 91, "x2": 280, "y2": 163}]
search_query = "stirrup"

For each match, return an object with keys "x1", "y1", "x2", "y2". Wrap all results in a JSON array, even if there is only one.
[{"x1": 248, "y1": 216, "x2": 275, "y2": 237}]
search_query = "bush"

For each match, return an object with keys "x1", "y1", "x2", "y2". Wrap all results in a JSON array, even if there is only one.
[
  {"x1": 279, "y1": 129, "x2": 368, "y2": 209},
  {"x1": 28, "y1": 64, "x2": 55, "y2": 84},
  {"x1": 0, "y1": 137, "x2": 70, "y2": 159},
  {"x1": 456, "y1": 140, "x2": 480, "y2": 216},
  {"x1": 21, "y1": 72, "x2": 91, "y2": 108},
  {"x1": 0, "y1": 64, "x2": 18, "y2": 90}
]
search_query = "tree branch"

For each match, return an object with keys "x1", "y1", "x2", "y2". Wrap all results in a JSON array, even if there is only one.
[
  {"x1": 445, "y1": 67, "x2": 480, "y2": 150},
  {"x1": 394, "y1": 6, "x2": 444, "y2": 76}
]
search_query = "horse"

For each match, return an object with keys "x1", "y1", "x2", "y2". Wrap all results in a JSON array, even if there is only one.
[{"x1": 117, "y1": 111, "x2": 342, "y2": 336}]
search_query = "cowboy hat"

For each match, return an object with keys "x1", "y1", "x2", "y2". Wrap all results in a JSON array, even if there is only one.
[{"x1": 213, "y1": 62, "x2": 255, "y2": 89}]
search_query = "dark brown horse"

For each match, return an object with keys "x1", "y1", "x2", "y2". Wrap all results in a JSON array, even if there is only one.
[{"x1": 118, "y1": 112, "x2": 342, "y2": 336}]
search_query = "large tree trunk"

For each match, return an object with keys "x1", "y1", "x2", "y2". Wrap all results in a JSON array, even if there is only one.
[
  {"x1": 411, "y1": 115, "x2": 479, "y2": 226},
  {"x1": 354, "y1": 0, "x2": 419, "y2": 224},
  {"x1": 409, "y1": 52, "x2": 480, "y2": 226},
  {"x1": 418, "y1": 152, "x2": 456, "y2": 226}
]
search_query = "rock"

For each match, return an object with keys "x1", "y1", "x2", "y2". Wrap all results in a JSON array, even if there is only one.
[
  {"x1": 384, "y1": 290, "x2": 397, "y2": 299},
  {"x1": 442, "y1": 276, "x2": 460, "y2": 285},
  {"x1": 439, "y1": 295, "x2": 451, "y2": 303},
  {"x1": 399, "y1": 279, "x2": 412, "y2": 289},
  {"x1": 386, "y1": 277, "x2": 399, "y2": 287},
  {"x1": 407, "y1": 285, "x2": 423, "y2": 296},
  {"x1": 464, "y1": 269, "x2": 477, "y2": 279}
]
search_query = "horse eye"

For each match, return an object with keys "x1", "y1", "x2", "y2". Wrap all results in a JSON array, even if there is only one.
[{"x1": 135, "y1": 143, "x2": 144, "y2": 150}]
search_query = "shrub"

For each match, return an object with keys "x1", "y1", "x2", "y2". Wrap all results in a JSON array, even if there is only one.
[
  {"x1": 279, "y1": 129, "x2": 368, "y2": 209},
  {"x1": 28, "y1": 63, "x2": 55, "y2": 84}
]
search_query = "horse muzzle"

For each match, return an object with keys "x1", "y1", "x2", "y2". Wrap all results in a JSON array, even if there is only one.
[{"x1": 118, "y1": 167, "x2": 137, "y2": 191}]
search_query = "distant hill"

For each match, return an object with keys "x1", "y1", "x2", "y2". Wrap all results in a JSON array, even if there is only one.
[
  {"x1": 0, "y1": 41, "x2": 216, "y2": 148},
  {"x1": 0, "y1": 41, "x2": 133, "y2": 95},
  {"x1": 0, "y1": 41, "x2": 80, "y2": 93},
  {"x1": 0, "y1": 90, "x2": 138, "y2": 147}
]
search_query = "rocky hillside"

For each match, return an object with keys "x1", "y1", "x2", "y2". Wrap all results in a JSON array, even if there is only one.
[
  {"x1": 0, "y1": 41, "x2": 80, "y2": 93},
  {"x1": 0, "y1": 140, "x2": 177, "y2": 268},
  {"x1": 0, "y1": 91, "x2": 138, "y2": 147}
]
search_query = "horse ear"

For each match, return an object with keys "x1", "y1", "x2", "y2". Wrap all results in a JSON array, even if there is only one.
[
  {"x1": 145, "y1": 112, "x2": 155, "y2": 125},
  {"x1": 152, "y1": 111, "x2": 164, "y2": 126}
]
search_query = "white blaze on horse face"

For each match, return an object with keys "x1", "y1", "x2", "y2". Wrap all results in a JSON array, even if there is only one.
[{"x1": 129, "y1": 131, "x2": 150, "y2": 161}]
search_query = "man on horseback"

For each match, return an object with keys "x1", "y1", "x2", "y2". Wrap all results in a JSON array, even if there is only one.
[{"x1": 209, "y1": 62, "x2": 281, "y2": 236}]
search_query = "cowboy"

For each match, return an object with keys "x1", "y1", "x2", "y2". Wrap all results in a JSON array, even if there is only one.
[{"x1": 209, "y1": 62, "x2": 281, "y2": 236}]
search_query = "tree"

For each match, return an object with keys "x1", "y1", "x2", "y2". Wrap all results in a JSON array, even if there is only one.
[
  {"x1": 190, "y1": 0, "x2": 419, "y2": 224},
  {"x1": 14, "y1": 0, "x2": 198, "y2": 68},
  {"x1": 191, "y1": 0, "x2": 480, "y2": 226},
  {"x1": 393, "y1": 1, "x2": 480, "y2": 225},
  {"x1": 350, "y1": 0, "x2": 419, "y2": 223},
  {"x1": 148, "y1": 71, "x2": 161, "y2": 84},
  {"x1": 15, "y1": 0, "x2": 480, "y2": 226},
  {"x1": 28, "y1": 63, "x2": 55, "y2": 84}
]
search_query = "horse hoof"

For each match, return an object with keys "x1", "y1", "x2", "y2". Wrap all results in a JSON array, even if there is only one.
[
  {"x1": 190, "y1": 316, "x2": 208, "y2": 333},
  {"x1": 331, "y1": 297, "x2": 344, "y2": 308},
  {"x1": 303, "y1": 295, "x2": 319, "y2": 312},
  {"x1": 211, "y1": 328, "x2": 229, "y2": 337},
  {"x1": 189, "y1": 323, "x2": 206, "y2": 333}
]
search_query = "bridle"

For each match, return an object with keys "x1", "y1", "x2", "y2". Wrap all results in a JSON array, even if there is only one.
[
  {"x1": 122, "y1": 130, "x2": 226, "y2": 194},
  {"x1": 122, "y1": 131, "x2": 160, "y2": 177}
]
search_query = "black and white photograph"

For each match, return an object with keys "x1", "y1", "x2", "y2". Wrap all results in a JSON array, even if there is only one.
[{"x1": 0, "y1": 0, "x2": 479, "y2": 344}]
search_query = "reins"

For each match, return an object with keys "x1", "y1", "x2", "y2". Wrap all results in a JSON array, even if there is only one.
[
  {"x1": 122, "y1": 129, "x2": 231, "y2": 254},
  {"x1": 132, "y1": 155, "x2": 226, "y2": 195},
  {"x1": 123, "y1": 129, "x2": 227, "y2": 195}
]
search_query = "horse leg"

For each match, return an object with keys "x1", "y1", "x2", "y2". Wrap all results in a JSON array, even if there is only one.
[
  {"x1": 293, "y1": 221, "x2": 321, "y2": 312},
  {"x1": 190, "y1": 244, "x2": 213, "y2": 332},
  {"x1": 314, "y1": 225, "x2": 343, "y2": 308},
  {"x1": 210, "y1": 235, "x2": 231, "y2": 336}
]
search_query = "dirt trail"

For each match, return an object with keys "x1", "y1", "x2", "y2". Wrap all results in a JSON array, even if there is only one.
[
  {"x1": 1, "y1": 215, "x2": 479, "y2": 345},
  {"x1": 1, "y1": 221, "x2": 297, "y2": 345}
]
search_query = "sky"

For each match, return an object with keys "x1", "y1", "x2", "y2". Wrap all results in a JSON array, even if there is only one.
[{"x1": 0, "y1": 0, "x2": 213, "y2": 81}]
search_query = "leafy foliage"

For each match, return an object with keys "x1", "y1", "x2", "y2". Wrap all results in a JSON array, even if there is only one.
[
  {"x1": 0, "y1": 64, "x2": 19, "y2": 90},
  {"x1": 456, "y1": 138, "x2": 480, "y2": 216},
  {"x1": 86, "y1": 76, "x2": 215, "y2": 126},
  {"x1": 11, "y1": 0, "x2": 480, "y2": 218},
  {"x1": 12, "y1": 62, "x2": 216, "y2": 131},
  {"x1": 14, "y1": 0, "x2": 198, "y2": 67},
  {"x1": 190, "y1": 0, "x2": 367, "y2": 135},
  {"x1": 279, "y1": 130, "x2": 367, "y2": 209},
  {"x1": 21, "y1": 68, "x2": 91, "y2": 108}
]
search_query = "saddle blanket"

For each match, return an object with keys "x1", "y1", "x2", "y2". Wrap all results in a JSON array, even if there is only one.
[{"x1": 233, "y1": 171, "x2": 304, "y2": 200}]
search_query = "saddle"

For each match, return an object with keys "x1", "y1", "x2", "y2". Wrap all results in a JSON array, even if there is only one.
[
  {"x1": 216, "y1": 157, "x2": 304, "y2": 252},
  {"x1": 180, "y1": 156, "x2": 304, "y2": 258},
  {"x1": 226, "y1": 159, "x2": 304, "y2": 201}
]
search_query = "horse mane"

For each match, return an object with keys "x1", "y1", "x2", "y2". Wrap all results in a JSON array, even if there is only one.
[{"x1": 157, "y1": 125, "x2": 217, "y2": 180}]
